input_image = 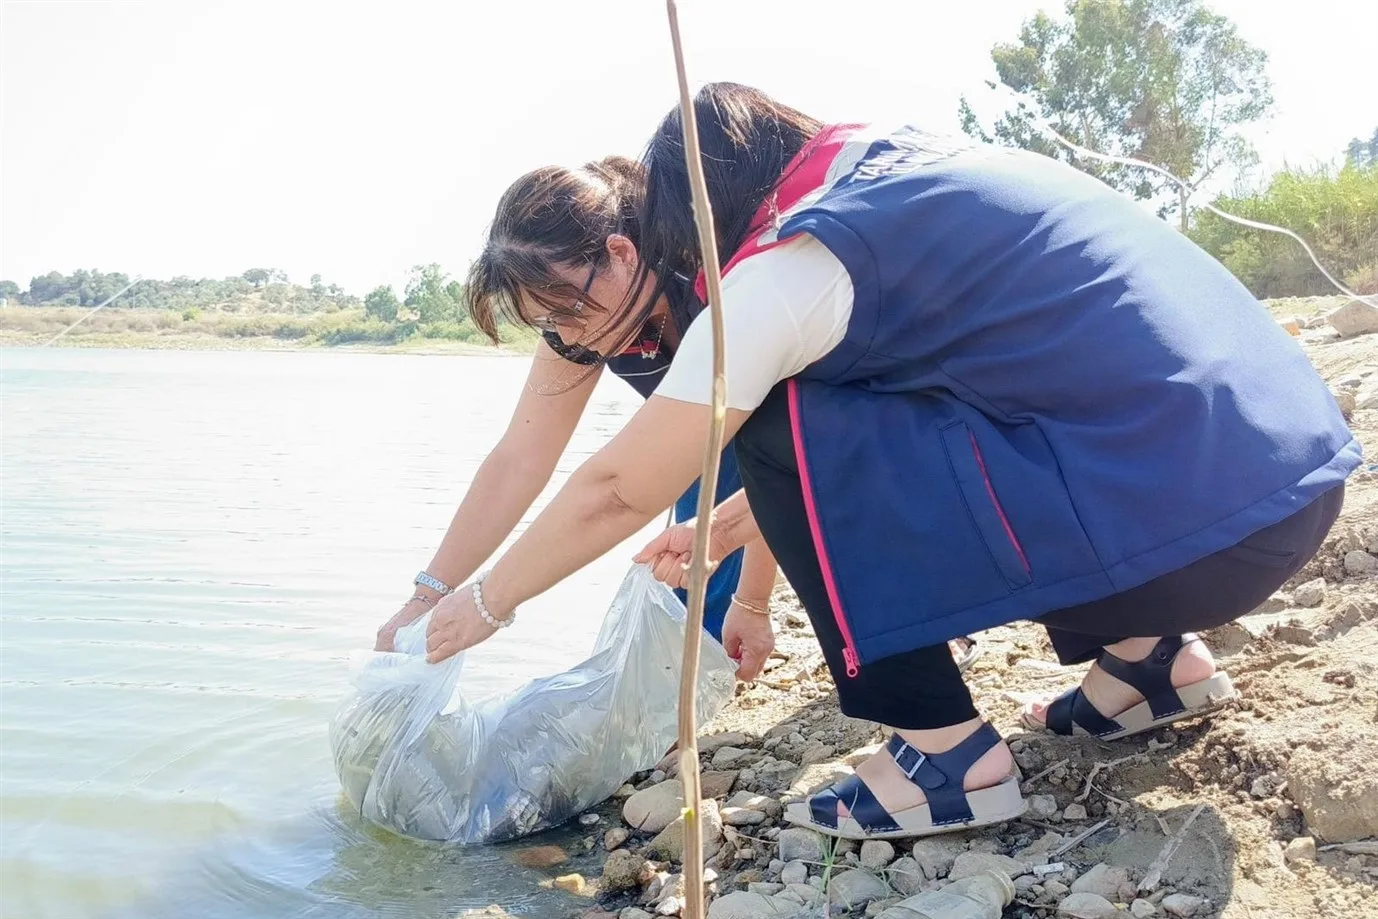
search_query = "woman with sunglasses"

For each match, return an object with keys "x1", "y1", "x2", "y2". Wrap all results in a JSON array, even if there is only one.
[{"x1": 384, "y1": 85, "x2": 1354, "y2": 841}]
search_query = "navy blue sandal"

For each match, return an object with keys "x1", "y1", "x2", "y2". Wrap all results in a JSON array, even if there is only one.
[
  {"x1": 783, "y1": 722, "x2": 1026, "y2": 840},
  {"x1": 1027, "y1": 635, "x2": 1238, "y2": 740}
]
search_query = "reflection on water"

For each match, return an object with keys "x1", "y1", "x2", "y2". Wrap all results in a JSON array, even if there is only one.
[{"x1": 0, "y1": 347, "x2": 656, "y2": 918}]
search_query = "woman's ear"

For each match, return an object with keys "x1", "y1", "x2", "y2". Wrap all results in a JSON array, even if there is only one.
[{"x1": 605, "y1": 234, "x2": 639, "y2": 270}]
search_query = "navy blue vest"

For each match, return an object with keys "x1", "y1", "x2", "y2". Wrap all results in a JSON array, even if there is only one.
[{"x1": 762, "y1": 125, "x2": 1359, "y2": 665}]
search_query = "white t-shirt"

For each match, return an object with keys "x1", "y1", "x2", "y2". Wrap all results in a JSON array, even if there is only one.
[{"x1": 656, "y1": 234, "x2": 855, "y2": 411}]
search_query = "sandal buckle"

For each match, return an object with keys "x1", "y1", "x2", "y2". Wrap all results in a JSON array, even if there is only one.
[{"x1": 893, "y1": 741, "x2": 927, "y2": 780}]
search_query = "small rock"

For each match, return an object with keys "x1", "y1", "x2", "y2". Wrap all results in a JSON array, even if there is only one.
[
  {"x1": 827, "y1": 869, "x2": 892, "y2": 909},
  {"x1": 1015, "y1": 875, "x2": 1039, "y2": 893},
  {"x1": 859, "y1": 839, "x2": 896, "y2": 870},
  {"x1": 648, "y1": 800, "x2": 724, "y2": 863},
  {"x1": 1063, "y1": 803, "x2": 1089, "y2": 821},
  {"x1": 700, "y1": 732, "x2": 751, "y2": 754},
  {"x1": 700, "y1": 771, "x2": 739, "y2": 799},
  {"x1": 513, "y1": 845, "x2": 569, "y2": 869},
  {"x1": 785, "y1": 882, "x2": 822, "y2": 904},
  {"x1": 1332, "y1": 388, "x2": 1358, "y2": 417},
  {"x1": 1058, "y1": 892, "x2": 1118, "y2": 919},
  {"x1": 648, "y1": 770, "x2": 667, "y2": 784},
  {"x1": 621, "y1": 910, "x2": 654, "y2": 919},
  {"x1": 624, "y1": 781, "x2": 685, "y2": 834},
  {"x1": 1130, "y1": 901, "x2": 1157, "y2": 918},
  {"x1": 1161, "y1": 893, "x2": 1210, "y2": 917},
  {"x1": 1326, "y1": 299, "x2": 1378, "y2": 338},
  {"x1": 1345, "y1": 550, "x2": 1378, "y2": 576},
  {"x1": 865, "y1": 899, "x2": 900, "y2": 918},
  {"x1": 780, "y1": 860, "x2": 809, "y2": 885},
  {"x1": 747, "y1": 882, "x2": 784, "y2": 896},
  {"x1": 707, "y1": 891, "x2": 799, "y2": 919},
  {"x1": 724, "y1": 792, "x2": 781, "y2": 817},
  {"x1": 1293, "y1": 578, "x2": 1327, "y2": 608},
  {"x1": 1045, "y1": 880, "x2": 1071, "y2": 897},
  {"x1": 721, "y1": 807, "x2": 767, "y2": 827},
  {"x1": 1070, "y1": 864, "x2": 1135, "y2": 903},
  {"x1": 712, "y1": 747, "x2": 752, "y2": 769},
  {"x1": 601, "y1": 850, "x2": 649, "y2": 892},
  {"x1": 580, "y1": 813, "x2": 602, "y2": 826},
  {"x1": 1029, "y1": 794, "x2": 1060, "y2": 818},
  {"x1": 888, "y1": 856, "x2": 925, "y2": 895},
  {"x1": 604, "y1": 827, "x2": 631, "y2": 851},
  {"x1": 1288, "y1": 735, "x2": 1378, "y2": 842},
  {"x1": 615, "y1": 784, "x2": 637, "y2": 798},
  {"x1": 909, "y1": 837, "x2": 966, "y2": 879},
  {"x1": 1250, "y1": 772, "x2": 1285, "y2": 798},
  {"x1": 553, "y1": 873, "x2": 586, "y2": 894},
  {"x1": 654, "y1": 898, "x2": 682, "y2": 917},
  {"x1": 949, "y1": 852, "x2": 1024, "y2": 881},
  {"x1": 1284, "y1": 836, "x2": 1317, "y2": 864},
  {"x1": 797, "y1": 742, "x2": 835, "y2": 766},
  {"x1": 777, "y1": 828, "x2": 825, "y2": 864}
]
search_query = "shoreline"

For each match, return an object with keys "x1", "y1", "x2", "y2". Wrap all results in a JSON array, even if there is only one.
[{"x1": 0, "y1": 330, "x2": 532, "y2": 357}]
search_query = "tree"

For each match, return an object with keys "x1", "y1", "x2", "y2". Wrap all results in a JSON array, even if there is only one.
[
  {"x1": 1347, "y1": 128, "x2": 1378, "y2": 169},
  {"x1": 364, "y1": 285, "x2": 400, "y2": 322},
  {"x1": 242, "y1": 268, "x2": 271, "y2": 287},
  {"x1": 0, "y1": 280, "x2": 23, "y2": 301},
  {"x1": 404, "y1": 263, "x2": 462, "y2": 323},
  {"x1": 960, "y1": 0, "x2": 1273, "y2": 229}
]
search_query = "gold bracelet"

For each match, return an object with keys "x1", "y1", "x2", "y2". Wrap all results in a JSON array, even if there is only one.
[{"x1": 731, "y1": 594, "x2": 771, "y2": 616}]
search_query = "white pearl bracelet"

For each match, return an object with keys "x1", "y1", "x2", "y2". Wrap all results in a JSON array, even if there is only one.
[{"x1": 473, "y1": 571, "x2": 514, "y2": 629}]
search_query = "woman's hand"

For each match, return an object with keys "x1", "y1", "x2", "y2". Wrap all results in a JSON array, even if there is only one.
[
  {"x1": 424, "y1": 585, "x2": 503, "y2": 663},
  {"x1": 633, "y1": 517, "x2": 733, "y2": 590},
  {"x1": 722, "y1": 599, "x2": 775, "y2": 681},
  {"x1": 374, "y1": 596, "x2": 435, "y2": 652}
]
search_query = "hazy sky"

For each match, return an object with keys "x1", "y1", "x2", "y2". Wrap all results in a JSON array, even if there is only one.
[{"x1": 3, "y1": 0, "x2": 1374, "y2": 296}]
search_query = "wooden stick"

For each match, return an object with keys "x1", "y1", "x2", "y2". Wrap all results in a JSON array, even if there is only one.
[
  {"x1": 1050, "y1": 818, "x2": 1112, "y2": 858},
  {"x1": 1138, "y1": 803, "x2": 1206, "y2": 893},
  {"x1": 1019, "y1": 757, "x2": 1070, "y2": 792},
  {"x1": 665, "y1": 3, "x2": 730, "y2": 917}
]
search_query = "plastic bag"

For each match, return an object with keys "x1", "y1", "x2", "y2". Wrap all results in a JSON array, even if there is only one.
[{"x1": 329, "y1": 565, "x2": 737, "y2": 845}]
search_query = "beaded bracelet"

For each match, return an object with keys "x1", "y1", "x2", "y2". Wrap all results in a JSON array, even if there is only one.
[{"x1": 473, "y1": 570, "x2": 515, "y2": 629}]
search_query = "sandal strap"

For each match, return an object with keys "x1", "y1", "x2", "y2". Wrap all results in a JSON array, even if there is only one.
[
  {"x1": 808, "y1": 773, "x2": 900, "y2": 834},
  {"x1": 885, "y1": 723, "x2": 1002, "y2": 826},
  {"x1": 1045, "y1": 685, "x2": 1123, "y2": 737},
  {"x1": 1097, "y1": 635, "x2": 1190, "y2": 721}
]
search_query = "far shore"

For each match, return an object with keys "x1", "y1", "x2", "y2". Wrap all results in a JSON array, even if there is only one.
[{"x1": 0, "y1": 329, "x2": 533, "y2": 357}]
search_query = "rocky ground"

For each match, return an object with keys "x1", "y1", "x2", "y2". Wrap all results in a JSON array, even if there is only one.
[{"x1": 472, "y1": 298, "x2": 1378, "y2": 919}]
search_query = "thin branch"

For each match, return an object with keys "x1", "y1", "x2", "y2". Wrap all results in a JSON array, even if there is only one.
[
  {"x1": 1138, "y1": 804, "x2": 1207, "y2": 893},
  {"x1": 665, "y1": 3, "x2": 730, "y2": 918},
  {"x1": 1050, "y1": 819, "x2": 1112, "y2": 858}
]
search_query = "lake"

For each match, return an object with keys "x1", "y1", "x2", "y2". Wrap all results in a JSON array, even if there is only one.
[{"x1": 0, "y1": 346, "x2": 666, "y2": 919}]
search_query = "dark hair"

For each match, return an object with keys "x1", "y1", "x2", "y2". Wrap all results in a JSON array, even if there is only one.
[
  {"x1": 640, "y1": 82, "x2": 823, "y2": 307},
  {"x1": 464, "y1": 156, "x2": 659, "y2": 356}
]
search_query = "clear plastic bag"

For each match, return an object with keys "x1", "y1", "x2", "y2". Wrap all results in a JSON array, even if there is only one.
[{"x1": 329, "y1": 565, "x2": 737, "y2": 845}]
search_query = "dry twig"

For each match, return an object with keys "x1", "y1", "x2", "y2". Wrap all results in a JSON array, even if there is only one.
[
  {"x1": 1138, "y1": 803, "x2": 1207, "y2": 893},
  {"x1": 1020, "y1": 757, "x2": 1071, "y2": 792},
  {"x1": 1050, "y1": 818, "x2": 1112, "y2": 858}
]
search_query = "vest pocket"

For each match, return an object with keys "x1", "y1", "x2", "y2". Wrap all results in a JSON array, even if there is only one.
[{"x1": 940, "y1": 422, "x2": 1034, "y2": 590}]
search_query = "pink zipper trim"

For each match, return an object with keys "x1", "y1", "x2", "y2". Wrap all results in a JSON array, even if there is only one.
[
  {"x1": 968, "y1": 430, "x2": 1031, "y2": 575},
  {"x1": 787, "y1": 380, "x2": 861, "y2": 677}
]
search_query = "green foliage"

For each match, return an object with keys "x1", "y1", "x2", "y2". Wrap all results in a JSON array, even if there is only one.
[
  {"x1": 1347, "y1": 128, "x2": 1378, "y2": 169},
  {"x1": 15, "y1": 268, "x2": 361, "y2": 315},
  {"x1": 364, "y1": 285, "x2": 401, "y2": 322},
  {"x1": 404, "y1": 263, "x2": 463, "y2": 324},
  {"x1": 242, "y1": 268, "x2": 271, "y2": 287},
  {"x1": 0, "y1": 280, "x2": 21, "y2": 300},
  {"x1": 962, "y1": 0, "x2": 1272, "y2": 223},
  {"x1": 1189, "y1": 162, "x2": 1378, "y2": 298}
]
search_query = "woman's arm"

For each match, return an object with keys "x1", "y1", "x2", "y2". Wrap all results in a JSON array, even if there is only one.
[{"x1": 479, "y1": 394, "x2": 754, "y2": 620}]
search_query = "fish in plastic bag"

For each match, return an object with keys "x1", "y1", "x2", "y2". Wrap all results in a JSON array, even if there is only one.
[{"x1": 329, "y1": 564, "x2": 737, "y2": 845}]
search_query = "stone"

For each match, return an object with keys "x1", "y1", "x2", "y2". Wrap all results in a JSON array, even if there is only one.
[
  {"x1": 827, "y1": 869, "x2": 892, "y2": 910},
  {"x1": 721, "y1": 807, "x2": 768, "y2": 826},
  {"x1": 1284, "y1": 836, "x2": 1317, "y2": 863},
  {"x1": 616, "y1": 784, "x2": 637, "y2": 798},
  {"x1": 1130, "y1": 900, "x2": 1157, "y2": 918},
  {"x1": 553, "y1": 873, "x2": 587, "y2": 894},
  {"x1": 780, "y1": 860, "x2": 809, "y2": 885},
  {"x1": 654, "y1": 898, "x2": 682, "y2": 917},
  {"x1": 604, "y1": 827, "x2": 631, "y2": 851},
  {"x1": 1045, "y1": 880, "x2": 1070, "y2": 897},
  {"x1": 1345, "y1": 550, "x2": 1378, "y2": 576},
  {"x1": 1063, "y1": 803, "x2": 1089, "y2": 821},
  {"x1": 859, "y1": 839, "x2": 896, "y2": 870},
  {"x1": 909, "y1": 837, "x2": 966, "y2": 879},
  {"x1": 746, "y1": 883, "x2": 784, "y2": 896},
  {"x1": 1287, "y1": 737, "x2": 1378, "y2": 842},
  {"x1": 1029, "y1": 794, "x2": 1060, "y2": 818},
  {"x1": 512, "y1": 845, "x2": 569, "y2": 869},
  {"x1": 579, "y1": 813, "x2": 602, "y2": 826},
  {"x1": 1015, "y1": 875, "x2": 1039, "y2": 893},
  {"x1": 1333, "y1": 388, "x2": 1358, "y2": 417},
  {"x1": 648, "y1": 799, "x2": 724, "y2": 863},
  {"x1": 459, "y1": 909, "x2": 516, "y2": 919},
  {"x1": 700, "y1": 732, "x2": 751, "y2": 754},
  {"x1": 1070, "y1": 864, "x2": 1135, "y2": 903},
  {"x1": 1326, "y1": 299, "x2": 1378, "y2": 338},
  {"x1": 1058, "y1": 892, "x2": 1118, "y2": 919},
  {"x1": 701, "y1": 771, "x2": 739, "y2": 799},
  {"x1": 777, "y1": 827, "x2": 826, "y2": 864},
  {"x1": 948, "y1": 852, "x2": 1024, "y2": 882},
  {"x1": 602, "y1": 850, "x2": 650, "y2": 892},
  {"x1": 1161, "y1": 894, "x2": 1210, "y2": 917},
  {"x1": 712, "y1": 747, "x2": 753, "y2": 769},
  {"x1": 887, "y1": 856, "x2": 925, "y2": 895},
  {"x1": 621, "y1": 910, "x2": 654, "y2": 919},
  {"x1": 624, "y1": 780, "x2": 685, "y2": 834},
  {"x1": 724, "y1": 792, "x2": 782, "y2": 818},
  {"x1": 783, "y1": 762, "x2": 854, "y2": 802},
  {"x1": 797, "y1": 742, "x2": 835, "y2": 766},
  {"x1": 866, "y1": 899, "x2": 901, "y2": 918},
  {"x1": 784, "y1": 883, "x2": 822, "y2": 904},
  {"x1": 707, "y1": 891, "x2": 800, "y2": 919},
  {"x1": 1292, "y1": 578, "x2": 1328, "y2": 608}
]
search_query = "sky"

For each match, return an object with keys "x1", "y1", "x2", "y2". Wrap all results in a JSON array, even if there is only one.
[{"x1": 2, "y1": 0, "x2": 1375, "y2": 297}]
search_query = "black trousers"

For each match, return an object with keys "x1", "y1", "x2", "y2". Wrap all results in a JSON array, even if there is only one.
[{"x1": 734, "y1": 383, "x2": 1345, "y2": 730}]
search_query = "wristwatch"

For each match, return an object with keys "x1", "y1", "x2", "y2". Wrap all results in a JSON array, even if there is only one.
[{"x1": 414, "y1": 571, "x2": 454, "y2": 596}]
